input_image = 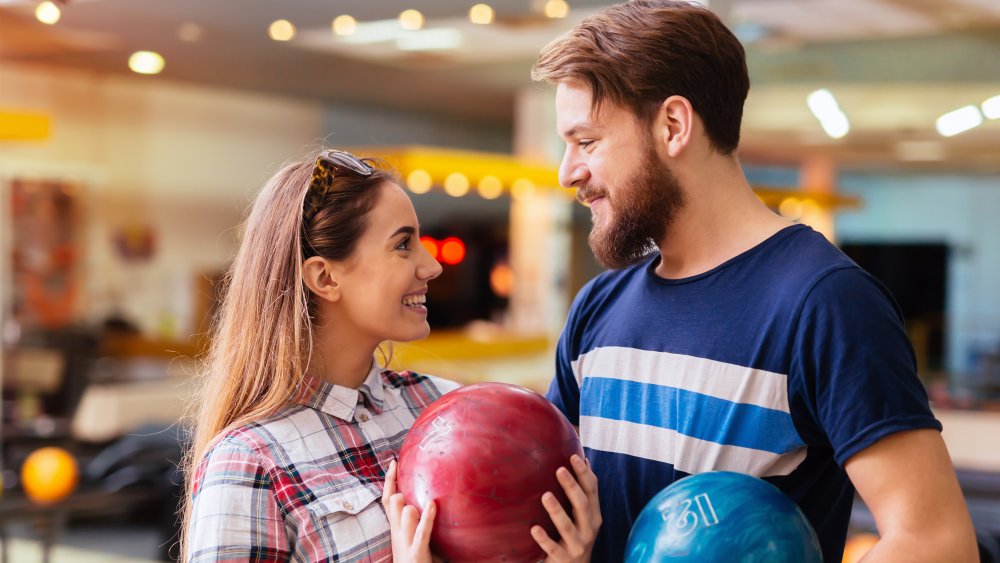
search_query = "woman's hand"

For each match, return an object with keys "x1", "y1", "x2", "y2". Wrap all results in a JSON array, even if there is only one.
[
  {"x1": 531, "y1": 454, "x2": 602, "y2": 563},
  {"x1": 382, "y1": 460, "x2": 436, "y2": 563}
]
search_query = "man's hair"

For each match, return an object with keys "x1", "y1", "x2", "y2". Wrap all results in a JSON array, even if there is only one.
[{"x1": 532, "y1": 0, "x2": 749, "y2": 155}]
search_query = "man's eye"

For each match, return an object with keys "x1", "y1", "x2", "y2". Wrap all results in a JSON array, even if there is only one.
[{"x1": 579, "y1": 140, "x2": 594, "y2": 149}]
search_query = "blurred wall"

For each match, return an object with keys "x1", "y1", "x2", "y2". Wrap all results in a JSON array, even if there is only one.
[
  {"x1": 0, "y1": 61, "x2": 512, "y2": 341},
  {"x1": 836, "y1": 172, "x2": 1000, "y2": 374}
]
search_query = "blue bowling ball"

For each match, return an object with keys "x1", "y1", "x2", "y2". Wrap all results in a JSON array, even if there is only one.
[{"x1": 625, "y1": 471, "x2": 822, "y2": 562}]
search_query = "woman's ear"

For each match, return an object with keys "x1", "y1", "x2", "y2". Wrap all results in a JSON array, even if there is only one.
[{"x1": 302, "y1": 256, "x2": 341, "y2": 303}]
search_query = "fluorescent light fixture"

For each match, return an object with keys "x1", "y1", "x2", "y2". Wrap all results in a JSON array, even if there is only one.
[
  {"x1": 338, "y1": 19, "x2": 461, "y2": 51},
  {"x1": 807, "y1": 89, "x2": 850, "y2": 139},
  {"x1": 936, "y1": 105, "x2": 983, "y2": 137},
  {"x1": 338, "y1": 19, "x2": 407, "y2": 44},
  {"x1": 397, "y1": 28, "x2": 462, "y2": 51},
  {"x1": 982, "y1": 94, "x2": 1000, "y2": 120}
]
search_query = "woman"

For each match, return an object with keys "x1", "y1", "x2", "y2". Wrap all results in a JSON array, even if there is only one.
[{"x1": 182, "y1": 149, "x2": 600, "y2": 562}]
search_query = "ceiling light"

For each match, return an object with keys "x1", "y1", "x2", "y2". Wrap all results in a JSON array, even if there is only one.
[
  {"x1": 477, "y1": 176, "x2": 503, "y2": 199},
  {"x1": 128, "y1": 51, "x2": 165, "y2": 75},
  {"x1": 407, "y1": 170, "x2": 432, "y2": 194},
  {"x1": 35, "y1": 1, "x2": 60, "y2": 25},
  {"x1": 982, "y1": 94, "x2": 1000, "y2": 120},
  {"x1": 333, "y1": 15, "x2": 357, "y2": 36},
  {"x1": 544, "y1": 0, "x2": 570, "y2": 19},
  {"x1": 268, "y1": 20, "x2": 296, "y2": 42},
  {"x1": 806, "y1": 89, "x2": 850, "y2": 139},
  {"x1": 469, "y1": 4, "x2": 495, "y2": 25},
  {"x1": 444, "y1": 173, "x2": 470, "y2": 197},
  {"x1": 936, "y1": 105, "x2": 983, "y2": 137},
  {"x1": 178, "y1": 23, "x2": 204, "y2": 43},
  {"x1": 399, "y1": 9, "x2": 424, "y2": 31}
]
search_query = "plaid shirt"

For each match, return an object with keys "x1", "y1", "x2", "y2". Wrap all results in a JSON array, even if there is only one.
[{"x1": 189, "y1": 363, "x2": 460, "y2": 563}]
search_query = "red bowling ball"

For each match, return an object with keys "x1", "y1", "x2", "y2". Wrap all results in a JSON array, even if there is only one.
[{"x1": 398, "y1": 382, "x2": 584, "y2": 563}]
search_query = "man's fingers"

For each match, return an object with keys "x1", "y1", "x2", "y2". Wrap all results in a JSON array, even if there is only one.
[
  {"x1": 531, "y1": 524, "x2": 566, "y2": 560},
  {"x1": 556, "y1": 465, "x2": 590, "y2": 525},
  {"x1": 570, "y1": 455, "x2": 599, "y2": 498},
  {"x1": 541, "y1": 491, "x2": 578, "y2": 545}
]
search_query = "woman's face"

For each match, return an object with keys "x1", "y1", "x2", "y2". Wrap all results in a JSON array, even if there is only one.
[{"x1": 332, "y1": 181, "x2": 442, "y2": 345}]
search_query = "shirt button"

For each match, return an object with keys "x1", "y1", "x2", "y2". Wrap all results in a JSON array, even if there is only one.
[
  {"x1": 358, "y1": 413, "x2": 370, "y2": 422},
  {"x1": 343, "y1": 501, "x2": 353, "y2": 510}
]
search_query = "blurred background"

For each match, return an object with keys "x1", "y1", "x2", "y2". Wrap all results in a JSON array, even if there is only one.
[{"x1": 1, "y1": 0, "x2": 1000, "y2": 561}]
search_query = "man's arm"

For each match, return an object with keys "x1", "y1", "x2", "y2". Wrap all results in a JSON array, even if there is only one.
[{"x1": 844, "y1": 428, "x2": 978, "y2": 562}]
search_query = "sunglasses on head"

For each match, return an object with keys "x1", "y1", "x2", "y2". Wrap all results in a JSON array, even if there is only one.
[{"x1": 303, "y1": 149, "x2": 374, "y2": 223}]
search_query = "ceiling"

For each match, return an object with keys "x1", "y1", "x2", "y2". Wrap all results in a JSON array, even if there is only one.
[{"x1": 2, "y1": 0, "x2": 1000, "y2": 172}]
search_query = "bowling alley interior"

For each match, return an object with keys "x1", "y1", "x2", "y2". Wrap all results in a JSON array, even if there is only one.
[{"x1": 2, "y1": 0, "x2": 1000, "y2": 561}]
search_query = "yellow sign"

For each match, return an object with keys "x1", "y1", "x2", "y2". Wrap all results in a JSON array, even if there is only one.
[{"x1": 0, "y1": 110, "x2": 51, "y2": 141}]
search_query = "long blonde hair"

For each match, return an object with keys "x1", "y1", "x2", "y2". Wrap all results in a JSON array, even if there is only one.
[{"x1": 179, "y1": 152, "x2": 394, "y2": 560}]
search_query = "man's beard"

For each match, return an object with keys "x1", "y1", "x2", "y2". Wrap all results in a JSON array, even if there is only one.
[{"x1": 582, "y1": 143, "x2": 686, "y2": 270}]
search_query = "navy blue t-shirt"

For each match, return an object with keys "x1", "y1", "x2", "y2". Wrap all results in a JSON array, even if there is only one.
[{"x1": 547, "y1": 224, "x2": 941, "y2": 563}]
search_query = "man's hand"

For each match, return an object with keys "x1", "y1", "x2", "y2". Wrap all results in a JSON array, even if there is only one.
[
  {"x1": 531, "y1": 454, "x2": 602, "y2": 563},
  {"x1": 382, "y1": 460, "x2": 436, "y2": 563},
  {"x1": 845, "y1": 429, "x2": 978, "y2": 562}
]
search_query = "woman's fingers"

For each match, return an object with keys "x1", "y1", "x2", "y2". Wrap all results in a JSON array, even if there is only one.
[
  {"x1": 382, "y1": 460, "x2": 398, "y2": 508},
  {"x1": 401, "y1": 504, "x2": 421, "y2": 539},
  {"x1": 413, "y1": 501, "x2": 437, "y2": 548}
]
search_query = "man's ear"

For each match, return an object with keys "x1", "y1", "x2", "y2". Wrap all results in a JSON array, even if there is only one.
[
  {"x1": 302, "y1": 256, "x2": 341, "y2": 303},
  {"x1": 652, "y1": 95, "x2": 695, "y2": 159}
]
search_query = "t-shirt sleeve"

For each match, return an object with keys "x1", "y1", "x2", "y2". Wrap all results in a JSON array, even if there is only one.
[
  {"x1": 547, "y1": 281, "x2": 594, "y2": 425},
  {"x1": 790, "y1": 267, "x2": 942, "y2": 466}
]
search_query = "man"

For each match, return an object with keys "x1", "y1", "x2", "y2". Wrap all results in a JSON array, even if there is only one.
[{"x1": 532, "y1": 1, "x2": 978, "y2": 561}]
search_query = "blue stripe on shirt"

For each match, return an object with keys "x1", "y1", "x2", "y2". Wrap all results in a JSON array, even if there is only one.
[{"x1": 580, "y1": 377, "x2": 803, "y2": 454}]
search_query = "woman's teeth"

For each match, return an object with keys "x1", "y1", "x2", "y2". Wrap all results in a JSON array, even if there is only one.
[{"x1": 402, "y1": 294, "x2": 426, "y2": 307}]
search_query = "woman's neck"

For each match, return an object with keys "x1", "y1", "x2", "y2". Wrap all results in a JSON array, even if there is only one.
[{"x1": 307, "y1": 321, "x2": 377, "y2": 389}]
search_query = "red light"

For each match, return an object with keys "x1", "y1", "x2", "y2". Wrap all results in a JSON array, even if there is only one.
[
  {"x1": 420, "y1": 236, "x2": 439, "y2": 260},
  {"x1": 440, "y1": 237, "x2": 466, "y2": 265}
]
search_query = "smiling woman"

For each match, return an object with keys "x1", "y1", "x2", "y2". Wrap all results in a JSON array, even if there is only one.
[{"x1": 180, "y1": 149, "x2": 460, "y2": 562}]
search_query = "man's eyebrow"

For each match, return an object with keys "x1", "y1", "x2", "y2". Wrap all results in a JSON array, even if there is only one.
[{"x1": 561, "y1": 121, "x2": 601, "y2": 138}]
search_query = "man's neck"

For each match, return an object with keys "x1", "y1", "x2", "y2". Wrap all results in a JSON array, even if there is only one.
[{"x1": 654, "y1": 159, "x2": 794, "y2": 280}]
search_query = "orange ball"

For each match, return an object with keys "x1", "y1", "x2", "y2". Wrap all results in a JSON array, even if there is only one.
[
  {"x1": 843, "y1": 532, "x2": 880, "y2": 563},
  {"x1": 21, "y1": 447, "x2": 79, "y2": 505}
]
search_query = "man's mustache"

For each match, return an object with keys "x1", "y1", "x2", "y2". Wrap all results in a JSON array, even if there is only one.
[{"x1": 576, "y1": 186, "x2": 608, "y2": 206}]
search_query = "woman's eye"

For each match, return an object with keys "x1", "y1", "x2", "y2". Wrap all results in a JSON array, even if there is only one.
[{"x1": 396, "y1": 236, "x2": 411, "y2": 251}]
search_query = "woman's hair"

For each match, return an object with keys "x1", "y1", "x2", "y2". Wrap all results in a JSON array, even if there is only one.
[
  {"x1": 179, "y1": 151, "x2": 396, "y2": 560},
  {"x1": 531, "y1": 0, "x2": 749, "y2": 155}
]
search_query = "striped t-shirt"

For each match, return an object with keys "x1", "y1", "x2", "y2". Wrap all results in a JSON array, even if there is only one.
[{"x1": 547, "y1": 224, "x2": 940, "y2": 563}]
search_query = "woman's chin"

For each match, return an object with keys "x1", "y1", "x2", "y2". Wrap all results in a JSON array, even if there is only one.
[{"x1": 390, "y1": 323, "x2": 431, "y2": 343}]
